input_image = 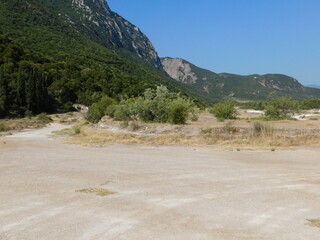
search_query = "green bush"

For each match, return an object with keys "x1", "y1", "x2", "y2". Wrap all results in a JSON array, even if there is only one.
[
  {"x1": 168, "y1": 98, "x2": 191, "y2": 124},
  {"x1": 111, "y1": 85, "x2": 198, "y2": 124},
  {"x1": 209, "y1": 101, "x2": 237, "y2": 120},
  {"x1": 86, "y1": 96, "x2": 116, "y2": 123},
  {"x1": 264, "y1": 96, "x2": 300, "y2": 119}
]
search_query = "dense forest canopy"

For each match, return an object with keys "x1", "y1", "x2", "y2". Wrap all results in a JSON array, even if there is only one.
[{"x1": 0, "y1": 35, "x2": 165, "y2": 117}]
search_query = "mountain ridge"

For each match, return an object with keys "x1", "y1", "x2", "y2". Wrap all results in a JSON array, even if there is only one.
[{"x1": 161, "y1": 57, "x2": 320, "y2": 102}]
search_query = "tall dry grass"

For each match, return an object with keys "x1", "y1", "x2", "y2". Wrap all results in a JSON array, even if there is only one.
[{"x1": 54, "y1": 122, "x2": 320, "y2": 150}]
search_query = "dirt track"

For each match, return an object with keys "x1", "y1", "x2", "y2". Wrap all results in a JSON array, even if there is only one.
[{"x1": 1, "y1": 124, "x2": 320, "y2": 239}]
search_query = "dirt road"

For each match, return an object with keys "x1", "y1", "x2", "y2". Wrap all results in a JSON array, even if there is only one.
[{"x1": 1, "y1": 125, "x2": 320, "y2": 239}]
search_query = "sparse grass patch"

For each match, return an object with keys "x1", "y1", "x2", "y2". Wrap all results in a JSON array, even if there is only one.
[
  {"x1": 74, "y1": 126, "x2": 81, "y2": 135},
  {"x1": 223, "y1": 121, "x2": 237, "y2": 134},
  {"x1": 56, "y1": 117, "x2": 320, "y2": 150},
  {"x1": 306, "y1": 218, "x2": 320, "y2": 228},
  {"x1": 75, "y1": 188, "x2": 115, "y2": 196},
  {"x1": 129, "y1": 121, "x2": 141, "y2": 131},
  {"x1": 309, "y1": 117, "x2": 318, "y2": 121},
  {"x1": 252, "y1": 122, "x2": 274, "y2": 137},
  {"x1": 0, "y1": 114, "x2": 53, "y2": 132},
  {"x1": 0, "y1": 123, "x2": 10, "y2": 132},
  {"x1": 200, "y1": 128, "x2": 213, "y2": 134}
]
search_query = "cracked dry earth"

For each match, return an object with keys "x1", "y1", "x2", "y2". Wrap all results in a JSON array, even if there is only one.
[{"x1": 1, "y1": 124, "x2": 320, "y2": 239}]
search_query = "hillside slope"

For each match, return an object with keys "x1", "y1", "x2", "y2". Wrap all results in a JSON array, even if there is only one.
[
  {"x1": 162, "y1": 57, "x2": 320, "y2": 102},
  {"x1": 0, "y1": 0, "x2": 200, "y2": 109}
]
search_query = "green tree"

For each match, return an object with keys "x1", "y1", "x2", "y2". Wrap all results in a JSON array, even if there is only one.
[{"x1": 0, "y1": 65, "x2": 8, "y2": 117}]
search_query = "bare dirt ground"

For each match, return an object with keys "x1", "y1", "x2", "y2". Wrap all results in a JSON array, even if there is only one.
[{"x1": 1, "y1": 124, "x2": 320, "y2": 239}]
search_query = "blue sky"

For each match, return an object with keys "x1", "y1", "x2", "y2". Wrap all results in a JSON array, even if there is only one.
[{"x1": 108, "y1": 0, "x2": 320, "y2": 85}]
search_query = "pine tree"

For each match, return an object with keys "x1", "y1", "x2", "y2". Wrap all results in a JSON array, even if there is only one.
[
  {"x1": 0, "y1": 64, "x2": 8, "y2": 117},
  {"x1": 17, "y1": 63, "x2": 26, "y2": 107},
  {"x1": 26, "y1": 67, "x2": 37, "y2": 114}
]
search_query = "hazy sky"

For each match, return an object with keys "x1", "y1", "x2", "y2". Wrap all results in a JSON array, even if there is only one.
[{"x1": 108, "y1": 0, "x2": 320, "y2": 85}]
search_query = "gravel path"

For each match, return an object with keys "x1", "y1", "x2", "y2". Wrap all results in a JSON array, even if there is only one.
[{"x1": 1, "y1": 126, "x2": 320, "y2": 239}]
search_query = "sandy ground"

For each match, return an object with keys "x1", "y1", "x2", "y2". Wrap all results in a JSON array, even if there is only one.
[{"x1": 1, "y1": 125, "x2": 320, "y2": 239}]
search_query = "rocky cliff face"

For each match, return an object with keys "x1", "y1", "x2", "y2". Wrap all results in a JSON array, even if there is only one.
[
  {"x1": 59, "y1": 0, "x2": 162, "y2": 68},
  {"x1": 161, "y1": 58, "x2": 198, "y2": 84}
]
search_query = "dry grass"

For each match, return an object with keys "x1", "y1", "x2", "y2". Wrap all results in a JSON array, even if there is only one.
[
  {"x1": 0, "y1": 114, "x2": 52, "y2": 133},
  {"x1": 75, "y1": 188, "x2": 115, "y2": 197},
  {"x1": 306, "y1": 218, "x2": 320, "y2": 228},
  {"x1": 54, "y1": 122, "x2": 320, "y2": 150}
]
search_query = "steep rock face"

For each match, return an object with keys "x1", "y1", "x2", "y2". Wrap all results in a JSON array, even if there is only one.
[
  {"x1": 161, "y1": 57, "x2": 198, "y2": 84},
  {"x1": 161, "y1": 57, "x2": 319, "y2": 101},
  {"x1": 50, "y1": 0, "x2": 162, "y2": 68}
]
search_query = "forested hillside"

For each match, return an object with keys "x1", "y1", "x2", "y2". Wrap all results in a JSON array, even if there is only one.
[{"x1": 0, "y1": 0, "x2": 200, "y2": 117}]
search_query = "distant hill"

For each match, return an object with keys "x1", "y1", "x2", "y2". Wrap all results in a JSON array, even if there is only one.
[
  {"x1": 161, "y1": 57, "x2": 320, "y2": 102},
  {"x1": 306, "y1": 84, "x2": 320, "y2": 89}
]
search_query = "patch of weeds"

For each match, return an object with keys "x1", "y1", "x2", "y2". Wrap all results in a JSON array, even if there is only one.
[
  {"x1": 36, "y1": 113, "x2": 53, "y2": 124},
  {"x1": 120, "y1": 121, "x2": 129, "y2": 128},
  {"x1": 74, "y1": 126, "x2": 81, "y2": 135},
  {"x1": 75, "y1": 188, "x2": 115, "y2": 197},
  {"x1": 309, "y1": 117, "x2": 318, "y2": 121},
  {"x1": 223, "y1": 121, "x2": 237, "y2": 134},
  {"x1": 0, "y1": 123, "x2": 10, "y2": 132},
  {"x1": 252, "y1": 122, "x2": 274, "y2": 137},
  {"x1": 129, "y1": 121, "x2": 141, "y2": 131},
  {"x1": 200, "y1": 128, "x2": 213, "y2": 134},
  {"x1": 306, "y1": 218, "x2": 320, "y2": 228},
  {"x1": 100, "y1": 181, "x2": 111, "y2": 186}
]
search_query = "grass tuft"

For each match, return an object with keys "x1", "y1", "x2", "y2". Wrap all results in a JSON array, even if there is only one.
[
  {"x1": 75, "y1": 188, "x2": 115, "y2": 197},
  {"x1": 306, "y1": 218, "x2": 320, "y2": 228}
]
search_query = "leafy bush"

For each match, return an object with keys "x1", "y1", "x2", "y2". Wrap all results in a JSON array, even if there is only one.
[
  {"x1": 74, "y1": 126, "x2": 81, "y2": 135},
  {"x1": 110, "y1": 86, "x2": 198, "y2": 124},
  {"x1": 168, "y1": 98, "x2": 192, "y2": 124},
  {"x1": 209, "y1": 101, "x2": 237, "y2": 120},
  {"x1": 86, "y1": 96, "x2": 116, "y2": 123},
  {"x1": 240, "y1": 101, "x2": 265, "y2": 110},
  {"x1": 301, "y1": 98, "x2": 320, "y2": 110},
  {"x1": 264, "y1": 96, "x2": 300, "y2": 119}
]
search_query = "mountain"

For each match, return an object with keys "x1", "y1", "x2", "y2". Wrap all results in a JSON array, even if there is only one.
[
  {"x1": 0, "y1": 0, "x2": 161, "y2": 68},
  {"x1": 306, "y1": 84, "x2": 320, "y2": 89},
  {"x1": 0, "y1": 0, "x2": 201, "y2": 117},
  {"x1": 161, "y1": 57, "x2": 320, "y2": 102}
]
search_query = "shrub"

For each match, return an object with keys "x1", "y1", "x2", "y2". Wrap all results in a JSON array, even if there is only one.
[
  {"x1": 112, "y1": 86, "x2": 198, "y2": 124},
  {"x1": 168, "y1": 98, "x2": 191, "y2": 124},
  {"x1": 209, "y1": 101, "x2": 237, "y2": 120},
  {"x1": 86, "y1": 96, "x2": 116, "y2": 123},
  {"x1": 36, "y1": 113, "x2": 52, "y2": 124},
  {"x1": 74, "y1": 126, "x2": 81, "y2": 134},
  {"x1": 264, "y1": 96, "x2": 300, "y2": 119}
]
